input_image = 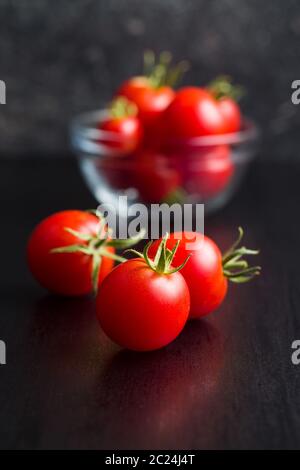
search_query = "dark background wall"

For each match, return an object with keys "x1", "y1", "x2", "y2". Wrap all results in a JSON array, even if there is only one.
[{"x1": 0, "y1": 0, "x2": 299, "y2": 159}]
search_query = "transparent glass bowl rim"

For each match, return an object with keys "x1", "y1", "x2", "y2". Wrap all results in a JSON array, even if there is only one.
[{"x1": 71, "y1": 109, "x2": 259, "y2": 157}]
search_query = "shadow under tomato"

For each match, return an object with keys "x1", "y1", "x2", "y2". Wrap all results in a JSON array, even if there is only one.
[
  {"x1": 96, "y1": 320, "x2": 224, "y2": 449},
  {"x1": 23, "y1": 296, "x2": 225, "y2": 449}
]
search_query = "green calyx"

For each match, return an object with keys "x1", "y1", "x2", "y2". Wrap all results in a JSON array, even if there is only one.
[
  {"x1": 51, "y1": 210, "x2": 144, "y2": 294},
  {"x1": 127, "y1": 232, "x2": 191, "y2": 275},
  {"x1": 207, "y1": 75, "x2": 245, "y2": 101},
  {"x1": 108, "y1": 96, "x2": 138, "y2": 119},
  {"x1": 222, "y1": 227, "x2": 261, "y2": 284},
  {"x1": 143, "y1": 50, "x2": 189, "y2": 89},
  {"x1": 162, "y1": 187, "x2": 187, "y2": 205}
]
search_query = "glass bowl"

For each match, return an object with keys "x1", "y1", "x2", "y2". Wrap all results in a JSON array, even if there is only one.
[{"x1": 70, "y1": 110, "x2": 259, "y2": 217}]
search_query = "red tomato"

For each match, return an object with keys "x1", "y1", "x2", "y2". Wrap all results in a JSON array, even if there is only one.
[
  {"x1": 165, "y1": 86, "x2": 241, "y2": 140},
  {"x1": 179, "y1": 145, "x2": 234, "y2": 199},
  {"x1": 117, "y1": 76, "x2": 149, "y2": 99},
  {"x1": 165, "y1": 87, "x2": 227, "y2": 140},
  {"x1": 217, "y1": 98, "x2": 241, "y2": 134},
  {"x1": 97, "y1": 237, "x2": 190, "y2": 351},
  {"x1": 130, "y1": 150, "x2": 181, "y2": 203},
  {"x1": 150, "y1": 232, "x2": 227, "y2": 318},
  {"x1": 207, "y1": 75, "x2": 242, "y2": 133},
  {"x1": 100, "y1": 150, "x2": 181, "y2": 203},
  {"x1": 117, "y1": 51, "x2": 189, "y2": 148},
  {"x1": 117, "y1": 77, "x2": 174, "y2": 146},
  {"x1": 100, "y1": 116, "x2": 143, "y2": 154},
  {"x1": 27, "y1": 210, "x2": 115, "y2": 296},
  {"x1": 150, "y1": 229, "x2": 260, "y2": 318},
  {"x1": 118, "y1": 78, "x2": 174, "y2": 125},
  {"x1": 99, "y1": 97, "x2": 143, "y2": 154},
  {"x1": 97, "y1": 259, "x2": 189, "y2": 351}
]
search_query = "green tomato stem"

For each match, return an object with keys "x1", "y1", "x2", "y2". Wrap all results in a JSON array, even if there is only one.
[{"x1": 222, "y1": 227, "x2": 261, "y2": 284}]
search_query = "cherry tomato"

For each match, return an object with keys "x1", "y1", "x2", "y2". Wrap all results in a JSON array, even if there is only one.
[
  {"x1": 150, "y1": 232, "x2": 226, "y2": 318},
  {"x1": 165, "y1": 85, "x2": 242, "y2": 141},
  {"x1": 175, "y1": 145, "x2": 234, "y2": 199},
  {"x1": 117, "y1": 51, "x2": 188, "y2": 148},
  {"x1": 27, "y1": 210, "x2": 115, "y2": 296},
  {"x1": 150, "y1": 229, "x2": 260, "y2": 318},
  {"x1": 117, "y1": 76, "x2": 149, "y2": 98},
  {"x1": 207, "y1": 75, "x2": 242, "y2": 134},
  {"x1": 100, "y1": 116, "x2": 143, "y2": 154},
  {"x1": 117, "y1": 76, "x2": 172, "y2": 122},
  {"x1": 165, "y1": 87, "x2": 227, "y2": 140},
  {"x1": 100, "y1": 150, "x2": 181, "y2": 203},
  {"x1": 99, "y1": 97, "x2": 143, "y2": 154},
  {"x1": 217, "y1": 98, "x2": 241, "y2": 134},
  {"x1": 97, "y1": 236, "x2": 190, "y2": 351},
  {"x1": 117, "y1": 77, "x2": 173, "y2": 148},
  {"x1": 130, "y1": 150, "x2": 181, "y2": 203}
]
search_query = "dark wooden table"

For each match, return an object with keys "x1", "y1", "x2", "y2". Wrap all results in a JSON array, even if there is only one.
[{"x1": 0, "y1": 157, "x2": 300, "y2": 450}]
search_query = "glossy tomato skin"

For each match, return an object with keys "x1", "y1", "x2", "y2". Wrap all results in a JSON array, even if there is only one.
[
  {"x1": 97, "y1": 258, "x2": 190, "y2": 351},
  {"x1": 150, "y1": 232, "x2": 228, "y2": 318},
  {"x1": 27, "y1": 210, "x2": 114, "y2": 296},
  {"x1": 217, "y1": 98, "x2": 241, "y2": 133},
  {"x1": 165, "y1": 87, "x2": 228, "y2": 140},
  {"x1": 117, "y1": 77, "x2": 175, "y2": 146},
  {"x1": 100, "y1": 116, "x2": 143, "y2": 154}
]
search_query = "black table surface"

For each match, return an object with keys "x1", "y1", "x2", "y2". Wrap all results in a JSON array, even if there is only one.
[{"x1": 1, "y1": 156, "x2": 300, "y2": 450}]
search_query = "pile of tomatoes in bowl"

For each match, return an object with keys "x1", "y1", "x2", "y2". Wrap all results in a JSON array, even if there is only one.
[{"x1": 71, "y1": 52, "x2": 258, "y2": 213}]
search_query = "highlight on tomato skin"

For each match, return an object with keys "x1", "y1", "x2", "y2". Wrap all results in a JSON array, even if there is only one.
[
  {"x1": 216, "y1": 97, "x2": 241, "y2": 134},
  {"x1": 98, "y1": 97, "x2": 143, "y2": 154},
  {"x1": 118, "y1": 78, "x2": 175, "y2": 132},
  {"x1": 96, "y1": 259, "x2": 190, "y2": 352},
  {"x1": 100, "y1": 116, "x2": 143, "y2": 154}
]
